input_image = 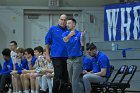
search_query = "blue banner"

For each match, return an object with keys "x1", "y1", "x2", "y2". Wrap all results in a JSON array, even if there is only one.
[{"x1": 104, "y1": 2, "x2": 140, "y2": 41}]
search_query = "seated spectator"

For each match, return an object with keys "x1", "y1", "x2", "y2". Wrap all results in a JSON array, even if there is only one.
[
  {"x1": 21, "y1": 48, "x2": 37, "y2": 93},
  {"x1": 28, "y1": 46, "x2": 54, "y2": 93},
  {"x1": 0, "y1": 48, "x2": 13, "y2": 93},
  {"x1": 83, "y1": 43, "x2": 110, "y2": 93},
  {"x1": 10, "y1": 48, "x2": 27, "y2": 93},
  {"x1": 40, "y1": 49, "x2": 54, "y2": 93},
  {"x1": 29, "y1": 46, "x2": 46, "y2": 93},
  {"x1": 9, "y1": 41, "x2": 18, "y2": 63}
]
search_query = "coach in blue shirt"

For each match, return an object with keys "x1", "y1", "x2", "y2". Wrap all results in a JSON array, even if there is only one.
[
  {"x1": 45, "y1": 14, "x2": 68, "y2": 93},
  {"x1": 0, "y1": 48, "x2": 13, "y2": 92},
  {"x1": 83, "y1": 43, "x2": 110, "y2": 93},
  {"x1": 63, "y1": 18, "x2": 84, "y2": 93}
]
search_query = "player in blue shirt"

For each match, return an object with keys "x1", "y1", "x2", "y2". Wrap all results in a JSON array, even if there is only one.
[
  {"x1": 82, "y1": 56, "x2": 92, "y2": 73},
  {"x1": 0, "y1": 48, "x2": 13, "y2": 92},
  {"x1": 83, "y1": 43, "x2": 110, "y2": 93},
  {"x1": 82, "y1": 43, "x2": 93, "y2": 74},
  {"x1": 21, "y1": 48, "x2": 37, "y2": 93},
  {"x1": 45, "y1": 14, "x2": 68, "y2": 93},
  {"x1": 63, "y1": 18, "x2": 84, "y2": 93},
  {"x1": 10, "y1": 48, "x2": 27, "y2": 93}
]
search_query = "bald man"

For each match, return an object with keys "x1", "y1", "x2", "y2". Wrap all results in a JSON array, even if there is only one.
[{"x1": 45, "y1": 14, "x2": 68, "y2": 93}]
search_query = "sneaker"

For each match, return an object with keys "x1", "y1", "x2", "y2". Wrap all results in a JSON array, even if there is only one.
[
  {"x1": 40, "y1": 90, "x2": 47, "y2": 93},
  {"x1": 7, "y1": 88, "x2": 12, "y2": 93}
]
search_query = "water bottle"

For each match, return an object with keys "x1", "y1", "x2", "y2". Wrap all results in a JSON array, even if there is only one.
[
  {"x1": 111, "y1": 42, "x2": 115, "y2": 51},
  {"x1": 111, "y1": 42, "x2": 118, "y2": 51}
]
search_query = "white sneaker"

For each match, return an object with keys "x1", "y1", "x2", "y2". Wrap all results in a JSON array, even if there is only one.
[{"x1": 7, "y1": 88, "x2": 12, "y2": 93}]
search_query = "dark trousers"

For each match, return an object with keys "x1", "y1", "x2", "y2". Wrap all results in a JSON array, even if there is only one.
[
  {"x1": 52, "y1": 58, "x2": 68, "y2": 93},
  {"x1": 0, "y1": 74, "x2": 11, "y2": 91}
]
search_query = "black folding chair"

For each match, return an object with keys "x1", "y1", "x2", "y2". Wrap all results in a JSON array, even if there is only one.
[
  {"x1": 109, "y1": 65, "x2": 137, "y2": 93},
  {"x1": 105, "y1": 65, "x2": 128, "y2": 93},
  {"x1": 91, "y1": 65, "x2": 115, "y2": 93}
]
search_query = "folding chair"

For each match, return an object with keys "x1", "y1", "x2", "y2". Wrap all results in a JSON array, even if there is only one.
[
  {"x1": 105, "y1": 65, "x2": 128, "y2": 93},
  {"x1": 109, "y1": 65, "x2": 137, "y2": 93}
]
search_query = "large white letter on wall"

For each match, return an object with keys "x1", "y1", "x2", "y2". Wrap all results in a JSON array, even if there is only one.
[{"x1": 104, "y1": 2, "x2": 140, "y2": 41}]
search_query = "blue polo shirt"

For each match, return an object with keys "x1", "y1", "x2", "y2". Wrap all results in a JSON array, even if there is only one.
[
  {"x1": 24, "y1": 56, "x2": 37, "y2": 70},
  {"x1": 15, "y1": 58, "x2": 28, "y2": 74},
  {"x1": 0, "y1": 58, "x2": 13, "y2": 75},
  {"x1": 83, "y1": 55, "x2": 92, "y2": 71},
  {"x1": 45, "y1": 25, "x2": 68, "y2": 58},
  {"x1": 92, "y1": 51, "x2": 110, "y2": 77},
  {"x1": 62, "y1": 30, "x2": 83, "y2": 57}
]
